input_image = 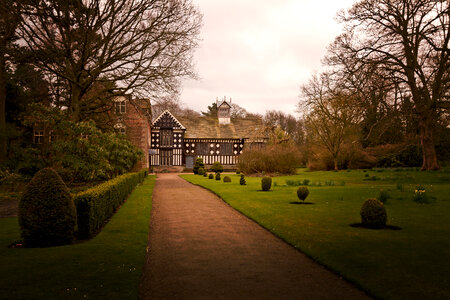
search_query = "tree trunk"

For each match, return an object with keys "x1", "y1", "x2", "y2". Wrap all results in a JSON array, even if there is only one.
[
  {"x1": 0, "y1": 56, "x2": 7, "y2": 164},
  {"x1": 70, "y1": 84, "x2": 82, "y2": 122},
  {"x1": 418, "y1": 116, "x2": 439, "y2": 170},
  {"x1": 333, "y1": 156, "x2": 338, "y2": 171}
]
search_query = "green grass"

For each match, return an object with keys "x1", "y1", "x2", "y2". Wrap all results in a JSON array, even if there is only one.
[
  {"x1": 182, "y1": 169, "x2": 450, "y2": 300},
  {"x1": 0, "y1": 175, "x2": 155, "y2": 300}
]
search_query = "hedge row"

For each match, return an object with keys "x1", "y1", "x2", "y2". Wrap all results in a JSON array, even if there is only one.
[{"x1": 74, "y1": 170, "x2": 147, "y2": 238}]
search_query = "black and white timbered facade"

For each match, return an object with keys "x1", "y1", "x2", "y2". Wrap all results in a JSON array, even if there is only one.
[{"x1": 149, "y1": 110, "x2": 246, "y2": 168}]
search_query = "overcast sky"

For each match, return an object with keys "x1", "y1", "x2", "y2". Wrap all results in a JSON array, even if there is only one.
[{"x1": 179, "y1": 0, "x2": 357, "y2": 116}]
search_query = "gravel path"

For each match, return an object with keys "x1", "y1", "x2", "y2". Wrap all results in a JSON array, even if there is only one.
[{"x1": 139, "y1": 173, "x2": 370, "y2": 299}]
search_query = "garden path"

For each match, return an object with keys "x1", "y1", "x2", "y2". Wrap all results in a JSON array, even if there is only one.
[{"x1": 139, "y1": 173, "x2": 370, "y2": 299}]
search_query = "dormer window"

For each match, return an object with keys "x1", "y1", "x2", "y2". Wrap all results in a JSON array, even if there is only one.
[{"x1": 115, "y1": 100, "x2": 126, "y2": 114}]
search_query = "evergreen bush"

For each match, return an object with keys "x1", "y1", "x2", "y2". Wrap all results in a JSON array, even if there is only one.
[
  {"x1": 360, "y1": 198, "x2": 387, "y2": 229},
  {"x1": 378, "y1": 190, "x2": 390, "y2": 204},
  {"x1": 240, "y1": 174, "x2": 246, "y2": 185},
  {"x1": 261, "y1": 176, "x2": 272, "y2": 191},
  {"x1": 297, "y1": 186, "x2": 310, "y2": 202},
  {"x1": 223, "y1": 176, "x2": 231, "y2": 182},
  {"x1": 19, "y1": 168, "x2": 77, "y2": 247},
  {"x1": 210, "y1": 161, "x2": 224, "y2": 173},
  {"x1": 215, "y1": 173, "x2": 221, "y2": 180},
  {"x1": 209, "y1": 173, "x2": 214, "y2": 179},
  {"x1": 203, "y1": 172, "x2": 208, "y2": 177},
  {"x1": 236, "y1": 169, "x2": 241, "y2": 174},
  {"x1": 198, "y1": 167, "x2": 205, "y2": 176},
  {"x1": 193, "y1": 157, "x2": 204, "y2": 174}
]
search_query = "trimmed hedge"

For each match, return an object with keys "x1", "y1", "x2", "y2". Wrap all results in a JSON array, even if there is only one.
[{"x1": 74, "y1": 170, "x2": 147, "y2": 238}]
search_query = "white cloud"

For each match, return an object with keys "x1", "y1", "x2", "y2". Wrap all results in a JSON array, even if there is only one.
[{"x1": 180, "y1": 0, "x2": 357, "y2": 116}]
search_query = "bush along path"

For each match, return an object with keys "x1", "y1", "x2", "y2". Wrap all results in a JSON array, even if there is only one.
[{"x1": 139, "y1": 173, "x2": 369, "y2": 299}]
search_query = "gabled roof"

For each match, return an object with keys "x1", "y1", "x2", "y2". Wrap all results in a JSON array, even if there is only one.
[
  {"x1": 152, "y1": 110, "x2": 186, "y2": 129},
  {"x1": 217, "y1": 100, "x2": 232, "y2": 108}
]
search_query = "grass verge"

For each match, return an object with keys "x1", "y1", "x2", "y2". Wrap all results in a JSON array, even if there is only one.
[
  {"x1": 182, "y1": 169, "x2": 450, "y2": 300},
  {"x1": 0, "y1": 175, "x2": 155, "y2": 299}
]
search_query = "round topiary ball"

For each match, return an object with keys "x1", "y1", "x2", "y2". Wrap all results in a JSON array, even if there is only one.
[
  {"x1": 198, "y1": 167, "x2": 205, "y2": 176},
  {"x1": 261, "y1": 176, "x2": 272, "y2": 191},
  {"x1": 360, "y1": 198, "x2": 387, "y2": 229},
  {"x1": 223, "y1": 176, "x2": 231, "y2": 182},
  {"x1": 209, "y1": 174, "x2": 214, "y2": 179},
  {"x1": 215, "y1": 173, "x2": 221, "y2": 180},
  {"x1": 19, "y1": 168, "x2": 77, "y2": 247},
  {"x1": 297, "y1": 186, "x2": 310, "y2": 201}
]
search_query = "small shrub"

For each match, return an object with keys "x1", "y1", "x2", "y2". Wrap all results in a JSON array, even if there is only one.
[
  {"x1": 193, "y1": 158, "x2": 205, "y2": 174},
  {"x1": 412, "y1": 186, "x2": 430, "y2": 203},
  {"x1": 203, "y1": 172, "x2": 208, "y2": 177},
  {"x1": 19, "y1": 168, "x2": 76, "y2": 247},
  {"x1": 302, "y1": 179, "x2": 310, "y2": 186},
  {"x1": 223, "y1": 176, "x2": 231, "y2": 182},
  {"x1": 261, "y1": 177, "x2": 272, "y2": 191},
  {"x1": 324, "y1": 180, "x2": 335, "y2": 186},
  {"x1": 364, "y1": 173, "x2": 369, "y2": 177},
  {"x1": 198, "y1": 167, "x2": 205, "y2": 176},
  {"x1": 208, "y1": 174, "x2": 214, "y2": 179},
  {"x1": 396, "y1": 183, "x2": 404, "y2": 191},
  {"x1": 215, "y1": 173, "x2": 221, "y2": 181},
  {"x1": 360, "y1": 198, "x2": 387, "y2": 229},
  {"x1": 240, "y1": 174, "x2": 246, "y2": 185},
  {"x1": 297, "y1": 186, "x2": 310, "y2": 201},
  {"x1": 236, "y1": 169, "x2": 241, "y2": 174},
  {"x1": 339, "y1": 181, "x2": 346, "y2": 186},
  {"x1": 210, "y1": 161, "x2": 224, "y2": 173},
  {"x1": 286, "y1": 179, "x2": 301, "y2": 186},
  {"x1": 273, "y1": 181, "x2": 278, "y2": 187},
  {"x1": 378, "y1": 190, "x2": 390, "y2": 204}
]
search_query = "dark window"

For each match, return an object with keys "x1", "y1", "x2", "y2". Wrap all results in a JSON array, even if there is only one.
[
  {"x1": 195, "y1": 142, "x2": 209, "y2": 155},
  {"x1": 49, "y1": 130, "x2": 57, "y2": 143},
  {"x1": 160, "y1": 150, "x2": 173, "y2": 166},
  {"x1": 115, "y1": 101, "x2": 126, "y2": 114},
  {"x1": 221, "y1": 143, "x2": 233, "y2": 155},
  {"x1": 34, "y1": 130, "x2": 44, "y2": 144},
  {"x1": 161, "y1": 129, "x2": 173, "y2": 147}
]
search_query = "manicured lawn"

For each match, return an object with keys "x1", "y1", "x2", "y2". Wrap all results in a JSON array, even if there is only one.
[
  {"x1": 182, "y1": 169, "x2": 450, "y2": 300},
  {"x1": 0, "y1": 175, "x2": 155, "y2": 299}
]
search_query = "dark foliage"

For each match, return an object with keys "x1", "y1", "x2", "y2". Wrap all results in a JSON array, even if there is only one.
[
  {"x1": 360, "y1": 198, "x2": 387, "y2": 229},
  {"x1": 240, "y1": 174, "x2": 246, "y2": 185},
  {"x1": 297, "y1": 186, "x2": 310, "y2": 201},
  {"x1": 210, "y1": 161, "x2": 224, "y2": 173},
  {"x1": 19, "y1": 168, "x2": 76, "y2": 247},
  {"x1": 261, "y1": 176, "x2": 272, "y2": 191}
]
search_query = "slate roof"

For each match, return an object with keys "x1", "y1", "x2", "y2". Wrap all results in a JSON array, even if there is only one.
[{"x1": 176, "y1": 115, "x2": 268, "y2": 140}]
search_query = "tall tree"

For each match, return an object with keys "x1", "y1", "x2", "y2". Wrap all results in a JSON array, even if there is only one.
[
  {"x1": 300, "y1": 73, "x2": 360, "y2": 170},
  {"x1": 18, "y1": 0, "x2": 202, "y2": 122},
  {"x1": 334, "y1": 0, "x2": 449, "y2": 170},
  {"x1": 0, "y1": 0, "x2": 22, "y2": 163}
]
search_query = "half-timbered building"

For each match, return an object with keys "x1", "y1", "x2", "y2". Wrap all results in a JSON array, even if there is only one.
[{"x1": 150, "y1": 100, "x2": 267, "y2": 169}]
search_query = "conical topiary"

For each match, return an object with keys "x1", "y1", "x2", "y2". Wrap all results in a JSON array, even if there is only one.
[{"x1": 19, "y1": 168, "x2": 77, "y2": 247}]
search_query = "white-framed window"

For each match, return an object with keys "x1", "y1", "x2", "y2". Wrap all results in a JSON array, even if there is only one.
[
  {"x1": 115, "y1": 100, "x2": 126, "y2": 114},
  {"x1": 34, "y1": 130, "x2": 44, "y2": 144}
]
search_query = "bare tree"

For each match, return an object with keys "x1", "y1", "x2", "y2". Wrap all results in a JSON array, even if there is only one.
[
  {"x1": 18, "y1": 0, "x2": 202, "y2": 122},
  {"x1": 334, "y1": 0, "x2": 449, "y2": 170},
  {"x1": 300, "y1": 73, "x2": 360, "y2": 170},
  {"x1": 263, "y1": 110, "x2": 304, "y2": 145}
]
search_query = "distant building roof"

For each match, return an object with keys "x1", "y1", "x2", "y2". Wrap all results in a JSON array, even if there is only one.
[{"x1": 176, "y1": 115, "x2": 268, "y2": 140}]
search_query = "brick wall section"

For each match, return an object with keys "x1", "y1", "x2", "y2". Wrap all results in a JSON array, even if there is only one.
[{"x1": 121, "y1": 100, "x2": 151, "y2": 171}]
